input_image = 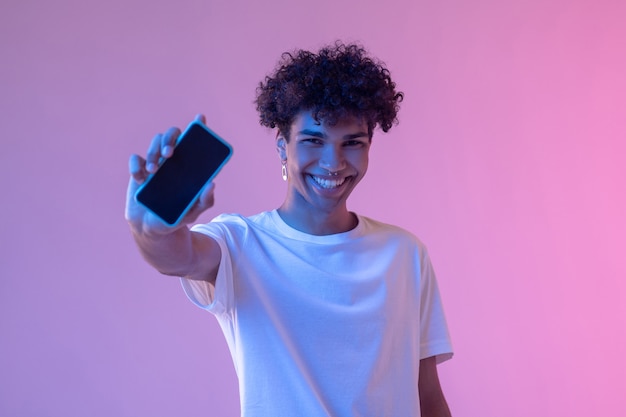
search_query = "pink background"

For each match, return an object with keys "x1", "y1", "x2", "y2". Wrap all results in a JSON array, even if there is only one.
[{"x1": 1, "y1": 0, "x2": 625, "y2": 415}]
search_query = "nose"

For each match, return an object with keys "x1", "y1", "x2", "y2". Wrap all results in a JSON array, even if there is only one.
[{"x1": 319, "y1": 144, "x2": 346, "y2": 173}]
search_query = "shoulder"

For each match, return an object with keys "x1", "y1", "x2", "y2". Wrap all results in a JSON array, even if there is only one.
[
  {"x1": 191, "y1": 211, "x2": 274, "y2": 237},
  {"x1": 355, "y1": 215, "x2": 436, "y2": 279},
  {"x1": 357, "y1": 214, "x2": 427, "y2": 250}
]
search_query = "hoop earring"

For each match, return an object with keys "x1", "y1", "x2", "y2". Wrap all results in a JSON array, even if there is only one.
[{"x1": 281, "y1": 161, "x2": 288, "y2": 181}]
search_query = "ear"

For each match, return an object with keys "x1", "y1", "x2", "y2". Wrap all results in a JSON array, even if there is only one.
[{"x1": 276, "y1": 131, "x2": 287, "y2": 161}]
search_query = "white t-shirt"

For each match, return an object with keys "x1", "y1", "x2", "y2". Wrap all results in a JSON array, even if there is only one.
[{"x1": 181, "y1": 210, "x2": 452, "y2": 417}]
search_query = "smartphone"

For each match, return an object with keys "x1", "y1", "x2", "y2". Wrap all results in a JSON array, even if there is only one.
[{"x1": 135, "y1": 121, "x2": 233, "y2": 226}]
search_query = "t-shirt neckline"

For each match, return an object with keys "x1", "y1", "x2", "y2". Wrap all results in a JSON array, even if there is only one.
[{"x1": 267, "y1": 209, "x2": 365, "y2": 244}]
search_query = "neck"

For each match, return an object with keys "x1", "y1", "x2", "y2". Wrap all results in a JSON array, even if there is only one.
[{"x1": 277, "y1": 203, "x2": 357, "y2": 235}]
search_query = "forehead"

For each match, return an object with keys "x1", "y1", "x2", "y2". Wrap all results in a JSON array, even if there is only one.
[{"x1": 290, "y1": 111, "x2": 368, "y2": 135}]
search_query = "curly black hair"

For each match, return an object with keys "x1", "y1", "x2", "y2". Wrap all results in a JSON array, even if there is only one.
[{"x1": 255, "y1": 42, "x2": 403, "y2": 139}]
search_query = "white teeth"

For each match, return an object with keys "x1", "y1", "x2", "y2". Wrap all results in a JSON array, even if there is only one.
[{"x1": 311, "y1": 176, "x2": 346, "y2": 189}]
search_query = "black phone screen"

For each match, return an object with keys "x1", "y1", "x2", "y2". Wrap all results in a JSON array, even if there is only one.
[{"x1": 135, "y1": 123, "x2": 232, "y2": 225}]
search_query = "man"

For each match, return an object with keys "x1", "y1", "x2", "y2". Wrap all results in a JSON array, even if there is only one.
[{"x1": 126, "y1": 42, "x2": 453, "y2": 416}]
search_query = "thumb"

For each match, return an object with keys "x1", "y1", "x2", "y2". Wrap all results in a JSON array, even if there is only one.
[
  {"x1": 180, "y1": 182, "x2": 216, "y2": 224},
  {"x1": 197, "y1": 182, "x2": 216, "y2": 210}
]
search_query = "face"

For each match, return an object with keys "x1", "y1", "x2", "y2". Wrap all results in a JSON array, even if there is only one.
[{"x1": 277, "y1": 111, "x2": 371, "y2": 216}]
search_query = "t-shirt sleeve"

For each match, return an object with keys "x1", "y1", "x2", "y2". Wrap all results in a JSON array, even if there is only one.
[
  {"x1": 419, "y1": 248, "x2": 453, "y2": 364},
  {"x1": 179, "y1": 221, "x2": 234, "y2": 316}
]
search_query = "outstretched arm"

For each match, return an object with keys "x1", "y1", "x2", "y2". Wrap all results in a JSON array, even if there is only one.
[{"x1": 125, "y1": 114, "x2": 221, "y2": 283}]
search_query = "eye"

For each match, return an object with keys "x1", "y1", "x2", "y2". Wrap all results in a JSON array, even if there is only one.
[
  {"x1": 302, "y1": 138, "x2": 323, "y2": 145},
  {"x1": 344, "y1": 140, "x2": 366, "y2": 147}
]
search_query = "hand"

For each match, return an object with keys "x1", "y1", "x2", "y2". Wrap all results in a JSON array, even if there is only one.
[{"x1": 125, "y1": 114, "x2": 216, "y2": 236}]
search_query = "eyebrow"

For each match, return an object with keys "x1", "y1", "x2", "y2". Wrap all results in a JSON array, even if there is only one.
[{"x1": 297, "y1": 129, "x2": 369, "y2": 140}]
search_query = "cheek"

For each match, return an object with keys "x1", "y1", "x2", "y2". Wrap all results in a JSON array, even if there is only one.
[
  {"x1": 352, "y1": 152, "x2": 369, "y2": 174},
  {"x1": 291, "y1": 150, "x2": 317, "y2": 167}
]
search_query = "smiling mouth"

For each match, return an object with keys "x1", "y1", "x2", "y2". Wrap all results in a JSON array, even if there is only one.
[{"x1": 310, "y1": 175, "x2": 347, "y2": 189}]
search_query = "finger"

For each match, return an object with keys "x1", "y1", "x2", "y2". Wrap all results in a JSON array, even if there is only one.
[
  {"x1": 125, "y1": 176, "x2": 141, "y2": 218},
  {"x1": 181, "y1": 182, "x2": 215, "y2": 224},
  {"x1": 161, "y1": 126, "x2": 181, "y2": 158},
  {"x1": 197, "y1": 182, "x2": 216, "y2": 210},
  {"x1": 128, "y1": 154, "x2": 148, "y2": 184},
  {"x1": 194, "y1": 113, "x2": 207, "y2": 125},
  {"x1": 145, "y1": 133, "x2": 163, "y2": 173}
]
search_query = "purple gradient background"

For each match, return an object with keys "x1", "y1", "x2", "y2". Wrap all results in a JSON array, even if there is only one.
[{"x1": 1, "y1": 0, "x2": 625, "y2": 415}]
